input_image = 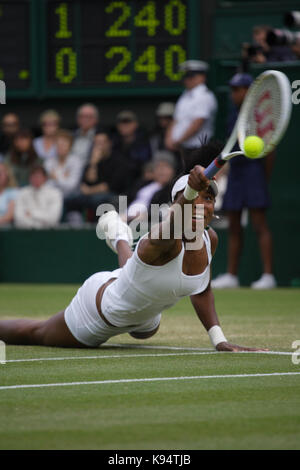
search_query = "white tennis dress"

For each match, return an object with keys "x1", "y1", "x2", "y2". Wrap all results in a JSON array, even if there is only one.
[{"x1": 64, "y1": 230, "x2": 212, "y2": 347}]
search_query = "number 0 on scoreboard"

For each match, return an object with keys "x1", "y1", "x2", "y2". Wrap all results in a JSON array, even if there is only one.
[{"x1": 45, "y1": 0, "x2": 194, "y2": 95}]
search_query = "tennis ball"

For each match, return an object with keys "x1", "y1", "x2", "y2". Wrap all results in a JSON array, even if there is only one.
[{"x1": 243, "y1": 136, "x2": 264, "y2": 159}]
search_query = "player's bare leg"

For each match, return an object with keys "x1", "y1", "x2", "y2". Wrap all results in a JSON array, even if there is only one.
[
  {"x1": 250, "y1": 208, "x2": 273, "y2": 274},
  {"x1": 227, "y1": 210, "x2": 243, "y2": 275},
  {"x1": 130, "y1": 324, "x2": 160, "y2": 340},
  {"x1": 0, "y1": 311, "x2": 87, "y2": 348},
  {"x1": 0, "y1": 239, "x2": 132, "y2": 347},
  {"x1": 0, "y1": 212, "x2": 134, "y2": 348}
]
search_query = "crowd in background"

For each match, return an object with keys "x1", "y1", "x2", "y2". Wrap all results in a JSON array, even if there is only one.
[
  {"x1": 0, "y1": 56, "x2": 223, "y2": 228},
  {"x1": 0, "y1": 55, "x2": 223, "y2": 230},
  {"x1": 0, "y1": 102, "x2": 185, "y2": 229},
  {"x1": 1, "y1": 21, "x2": 298, "y2": 230},
  {"x1": 0, "y1": 45, "x2": 284, "y2": 288},
  {"x1": 0, "y1": 17, "x2": 296, "y2": 288},
  {"x1": 241, "y1": 24, "x2": 300, "y2": 67}
]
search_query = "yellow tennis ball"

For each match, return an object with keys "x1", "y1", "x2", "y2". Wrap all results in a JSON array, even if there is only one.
[{"x1": 243, "y1": 136, "x2": 264, "y2": 159}]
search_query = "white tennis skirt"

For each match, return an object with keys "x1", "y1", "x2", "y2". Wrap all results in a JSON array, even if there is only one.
[{"x1": 64, "y1": 271, "x2": 161, "y2": 347}]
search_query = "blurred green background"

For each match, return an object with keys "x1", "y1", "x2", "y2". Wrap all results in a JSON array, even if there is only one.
[{"x1": 1, "y1": 0, "x2": 299, "y2": 286}]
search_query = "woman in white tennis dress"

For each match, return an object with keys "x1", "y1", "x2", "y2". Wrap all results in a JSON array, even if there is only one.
[{"x1": 0, "y1": 157, "x2": 266, "y2": 352}]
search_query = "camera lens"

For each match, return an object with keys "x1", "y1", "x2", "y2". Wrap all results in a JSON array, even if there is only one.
[
  {"x1": 266, "y1": 30, "x2": 281, "y2": 46},
  {"x1": 285, "y1": 11, "x2": 300, "y2": 28},
  {"x1": 266, "y1": 29, "x2": 295, "y2": 46}
]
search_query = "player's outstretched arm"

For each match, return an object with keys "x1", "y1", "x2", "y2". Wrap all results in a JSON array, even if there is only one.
[
  {"x1": 190, "y1": 285, "x2": 269, "y2": 352},
  {"x1": 144, "y1": 166, "x2": 209, "y2": 257},
  {"x1": 190, "y1": 228, "x2": 268, "y2": 352},
  {"x1": 215, "y1": 341, "x2": 269, "y2": 352}
]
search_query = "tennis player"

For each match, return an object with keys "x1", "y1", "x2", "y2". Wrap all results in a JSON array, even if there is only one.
[{"x1": 0, "y1": 153, "x2": 266, "y2": 352}]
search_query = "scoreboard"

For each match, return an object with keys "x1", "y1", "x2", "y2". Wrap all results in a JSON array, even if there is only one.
[
  {"x1": 1, "y1": 0, "x2": 201, "y2": 98},
  {"x1": 0, "y1": 0, "x2": 37, "y2": 96}
]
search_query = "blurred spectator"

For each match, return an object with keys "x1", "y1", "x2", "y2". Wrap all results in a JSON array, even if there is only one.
[
  {"x1": 72, "y1": 103, "x2": 99, "y2": 165},
  {"x1": 64, "y1": 131, "x2": 132, "y2": 220},
  {"x1": 0, "y1": 113, "x2": 20, "y2": 157},
  {"x1": 242, "y1": 25, "x2": 297, "y2": 65},
  {"x1": 241, "y1": 43, "x2": 266, "y2": 64},
  {"x1": 150, "y1": 102, "x2": 182, "y2": 175},
  {"x1": 126, "y1": 161, "x2": 155, "y2": 206},
  {"x1": 113, "y1": 110, "x2": 152, "y2": 180},
  {"x1": 211, "y1": 73, "x2": 277, "y2": 290},
  {"x1": 150, "y1": 102, "x2": 175, "y2": 154},
  {"x1": 33, "y1": 110, "x2": 61, "y2": 161},
  {"x1": 149, "y1": 151, "x2": 178, "y2": 207},
  {"x1": 291, "y1": 42, "x2": 300, "y2": 59},
  {"x1": 126, "y1": 151, "x2": 176, "y2": 222},
  {"x1": 14, "y1": 165, "x2": 63, "y2": 229},
  {"x1": 0, "y1": 162, "x2": 19, "y2": 226},
  {"x1": 45, "y1": 130, "x2": 83, "y2": 197},
  {"x1": 5, "y1": 129, "x2": 40, "y2": 187},
  {"x1": 165, "y1": 60, "x2": 217, "y2": 167},
  {"x1": 82, "y1": 131, "x2": 131, "y2": 194}
]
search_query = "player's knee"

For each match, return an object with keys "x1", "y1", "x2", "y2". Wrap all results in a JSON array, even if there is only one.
[
  {"x1": 31, "y1": 321, "x2": 47, "y2": 345},
  {"x1": 16, "y1": 320, "x2": 45, "y2": 345},
  {"x1": 129, "y1": 324, "x2": 160, "y2": 340}
]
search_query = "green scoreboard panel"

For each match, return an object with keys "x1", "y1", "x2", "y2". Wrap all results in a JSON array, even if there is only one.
[
  {"x1": 1, "y1": 0, "x2": 200, "y2": 98},
  {"x1": 0, "y1": 0, "x2": 38, "y2": 97},
  {"x1": 43, "y1": 0, "x2": 197, "y2": 96}
]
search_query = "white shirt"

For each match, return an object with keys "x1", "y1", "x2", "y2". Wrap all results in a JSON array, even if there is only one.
[
  {"x1": 172, "y1": 83, "x2": 218, "y2": 148},
  {"x1": 0, "y1": 188, "x2": 19, "y2": 218},
  {"x1": 45, "y1": 154, "x2": 84, "y2": 196},
  {"x1": 33, "y1": 137, "x2": 57, "y2": 161},
  {"x1": 127, "y1": 182, "x2": 162, "y2": 219},
  {"x1": 14, "y1": 183, "x2": 63, "y2": 229},
  {"x1": 71, "y1": 128, "x2": 96, "y2": 165},
  {"x1": 101, "y1": 230, "x2": 212, "y2": 327}
]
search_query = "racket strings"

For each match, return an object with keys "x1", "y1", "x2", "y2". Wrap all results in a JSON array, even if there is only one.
[
  {"x1": 238, "y1": 71, "x2": 291, "y2": 157},
  {"x1": 247, "y1": 77, "x2": 281, "y2": 151}
]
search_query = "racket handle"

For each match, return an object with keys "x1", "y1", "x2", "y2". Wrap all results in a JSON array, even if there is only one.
[{"x1": 204, "y1": 156, "x2": 226, "y2": 179}]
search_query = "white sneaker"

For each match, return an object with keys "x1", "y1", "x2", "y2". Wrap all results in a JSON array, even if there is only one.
[
  {"x1": 211, "y1": 273, "x2": 240, "y2": 288},
  {"x1": 251, "y1": 274, "x2": 277, "y2": 289},
  {"x1": 96, "y1": 210, "x2": 133, "y2": 253}
]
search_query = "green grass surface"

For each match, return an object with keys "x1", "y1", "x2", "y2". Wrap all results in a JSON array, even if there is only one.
[{"x1": 0, "y1": 284, "x2": 300, "y2": 450}]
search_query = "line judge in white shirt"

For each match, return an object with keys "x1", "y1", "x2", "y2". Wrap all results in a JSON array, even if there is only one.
[{"x1": 165, "y1": 60, "x2": 218, "y2": 163}]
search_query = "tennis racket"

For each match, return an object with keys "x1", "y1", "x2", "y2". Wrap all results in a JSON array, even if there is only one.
[{"x1": 204, "y1": 69, "x2": 292, "y2": 179}]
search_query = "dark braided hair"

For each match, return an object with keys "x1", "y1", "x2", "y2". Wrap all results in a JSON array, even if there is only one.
[
  {"x1": 181, "y1": 139, "x2": 224, "y2": 173},
  {"x1": 169, "y1": 139, "x2": 225, "y2": 202}
]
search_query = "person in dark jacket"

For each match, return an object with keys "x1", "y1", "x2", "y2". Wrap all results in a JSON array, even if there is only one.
[
  {"x1": 0, "y1": 113, "x2": 20, "y2": 157},
  {"x1": 113, "y1": 110, "x2": 152, "y2": 180},
  {"x1": 64, "y1": 131, "x2": 132, "y2": 221}
]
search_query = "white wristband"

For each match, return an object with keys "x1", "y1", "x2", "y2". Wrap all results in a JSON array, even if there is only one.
[
  {"x1": 111, "y1": 236, "x2": 131, "y2": 251},
  {"x1": 208, "y1": 325, "x2": 227, "y2": 348},
  {"x1": 183, "y1": 184, "x2": 198, "y2": 201}
]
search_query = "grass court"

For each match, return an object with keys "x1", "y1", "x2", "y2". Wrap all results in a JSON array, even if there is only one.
[{"x1": 0, "y1": 284, "x2": 299, "y2": 450}]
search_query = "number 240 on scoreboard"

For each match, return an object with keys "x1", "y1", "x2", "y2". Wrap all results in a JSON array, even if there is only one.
[{"x1": 51, "y1": 0, "x2": 188, "y2": 86}]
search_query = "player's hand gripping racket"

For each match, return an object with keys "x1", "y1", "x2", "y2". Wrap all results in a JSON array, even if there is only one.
[{"x1": 204, "y1": 70, "x2": 292, "y2": 179}]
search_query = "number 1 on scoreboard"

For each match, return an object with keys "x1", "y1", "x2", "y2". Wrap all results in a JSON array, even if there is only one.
[{"x1": 55, "y1": 2, "x2": 72, "y2": 39}]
